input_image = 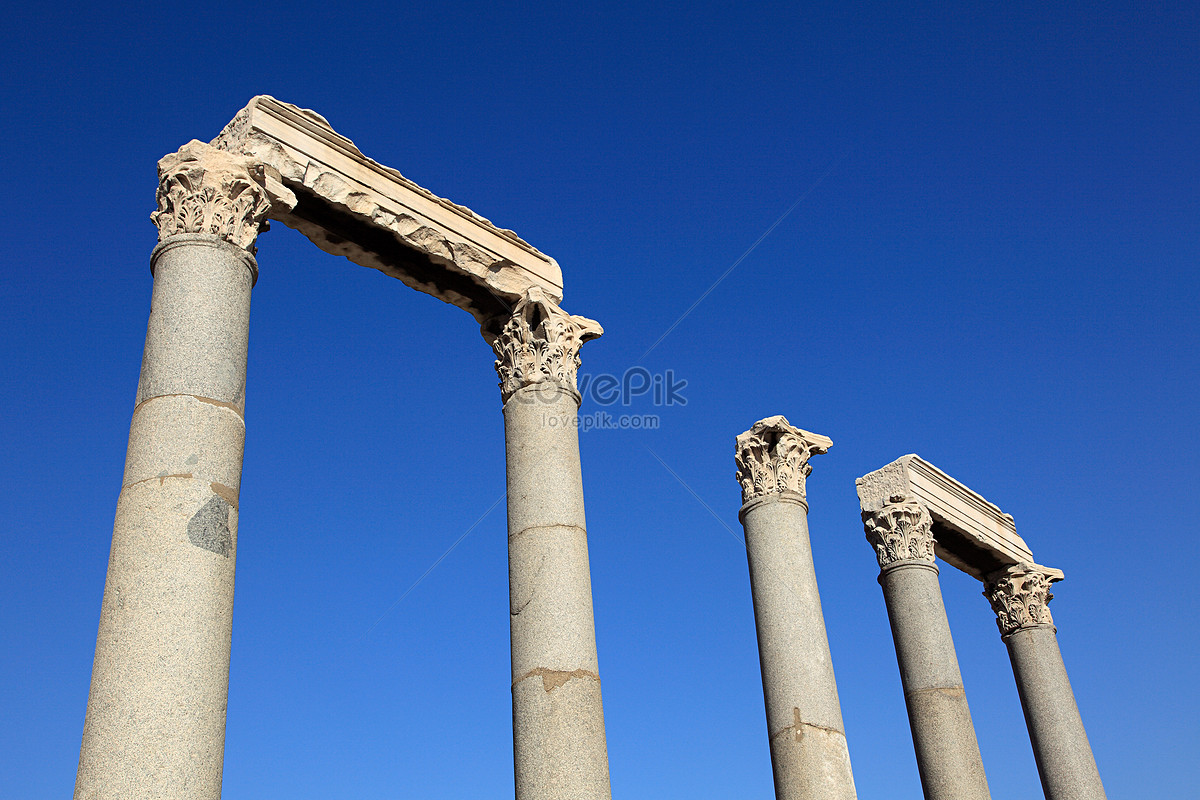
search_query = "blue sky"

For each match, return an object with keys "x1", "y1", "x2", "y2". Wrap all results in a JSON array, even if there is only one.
[{"x1": 2, "y1": 2, "x2": 1197, "y2": 797}]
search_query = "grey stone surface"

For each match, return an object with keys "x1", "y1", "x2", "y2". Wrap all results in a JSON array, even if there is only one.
[
  {"x1": 881, "y1": 563, "x2": 967, "y2": 692},
  {"x1": 768, "y1": 724, "x2": 856, "y2": 800},
  {"x1": 901, "y1": 682, "x2": 991, "y2": 800},
  {"x1": 76, "y1": 234, "x2": 254, "y2": 800},
  {"x1": 1005, "y1": 625, "x2": 1106, "y2": 800},
  {"x1": 77, "y1": 466, "x2": 239, "y2": 799},
  {"x1": 879, "y1": 562, "x2": 991, "y2": 800},
  {"x1": 510, "y1": 523, "x2": 599, "y2": 678},
  {"x1": 741, "y1": 495, "x2": 856, "y2": 800},
  {"x1": 123, "y1": 393, "x2": 245, "y2": 493},
  {"x1": 511, "y1": 673, "x2": 610, "y2": 800},
  {"x1": 503, "y1": 384, "x2": 611, "y2": 800},
  {"x1": 502, "y1": 385, "x2": 589, "y2": 535},
  {"x1": 137, "y1": 235, "x2": 255, "y2": 412}
]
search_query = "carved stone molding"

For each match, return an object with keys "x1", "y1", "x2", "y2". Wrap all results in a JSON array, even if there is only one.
[
  {"x1": 211, "y1": 96, "x2": 563, "y2": 324},
  {"x1": 856, "y1": 455, "x2": 1033, "y2": 579},
  {"x1": 490, "y1": 287, "x2": 603, "y2": 403},
  {"x1": 984, "y1": 564, "x2": 1061, "y2": 637},
  {"x1": 151, "y1": 140, "x2": 296, "y2": 252},
  {"x1": 861, "y1": 494, "x2": 936, "y2": 569},
  {"x1": 734, "y1": 416, "x2": 832, "y2": 505}
]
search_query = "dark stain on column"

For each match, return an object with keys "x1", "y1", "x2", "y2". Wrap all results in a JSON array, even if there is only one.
[{"x1": 187, "y1": 494, "x2": 232, "y2": 557}]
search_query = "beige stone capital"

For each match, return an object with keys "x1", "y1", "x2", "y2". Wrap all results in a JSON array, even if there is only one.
[
  {"x1": 734, "y1": 416, "x2": 832, "y2": 505},
  {"x1": 151, "y1": 140, "x2": 296, "y2": 252},
  {"x1": 984, "y1": 563, "x2": 1064, "y2": 637},
  {"x1": 862, "y1": 494, "x2": 937, "y2": 570},
  {"x1": 489, "y1": 287, "x2": 603, "y2": 403}
]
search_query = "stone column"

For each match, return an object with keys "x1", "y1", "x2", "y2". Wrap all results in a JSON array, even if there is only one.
[
  {"x1": 984, "y1": 565, "x2": 1106, "y2": 800},
  {"x1": 76, "y1": 142, "x2": 293, "y2": 800},
  {"x1": 488, "y1": 288, "x2": 611, "y2": 800},
  {"x1": 862, "y1": 495, "x2": 991, "y2": 800},
  {"x1": 734, "y1": 417, "x2": 856, "y2": 800}
]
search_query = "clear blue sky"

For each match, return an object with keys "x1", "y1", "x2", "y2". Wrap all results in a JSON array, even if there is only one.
[{"x1": 2, "y1": 2, "x2": 1196, "y2": 797}]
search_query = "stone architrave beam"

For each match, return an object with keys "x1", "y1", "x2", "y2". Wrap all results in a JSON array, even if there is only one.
[
  {"x1": 211, "y1": 95, "x2": 564, "y2": 326},
  {"x1": 856, "y1": 455, "x2": 1034, "y2": 580}
]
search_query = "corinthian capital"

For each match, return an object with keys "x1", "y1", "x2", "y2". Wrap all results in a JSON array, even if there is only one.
[
  {"x1": 734, "y1": 416, "x2": 832, "y2": 504},
  {"x1": 151, "y1": 140, "x2": 296, "y2": 252},
  {"x1": 489, "y1": 287, "x2": 603, "y2": 403},
  {"x1": 984, "y1": 563, "x2": 1063, "y2": 637},
  {"x1": 861, "y1": 494, "x2": 936, "y2": 569}
]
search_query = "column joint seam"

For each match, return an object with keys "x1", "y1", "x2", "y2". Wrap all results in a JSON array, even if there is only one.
[
  {"x1": 132, "y1": 393, "x2": 245, "y2": 420},
  {"x1": 904, "y1": 685, "x2": 967, "y2": 699},
  {"x1": 768, "y1": 721, "x2": 847, "y2": 742},
  {"x1": 121, "y1": 474, "x2": 239, "y2": 508},
  {"x1": 512, "y1": 667, "x2": 601, "y2": 692},
  {"x1": 510, "y1": 523, "x2": 587, "y2": 540}
]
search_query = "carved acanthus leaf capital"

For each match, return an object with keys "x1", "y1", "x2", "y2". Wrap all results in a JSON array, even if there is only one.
[
  {"x1": 489, "y1": 287, "x2": 603, "y2": 403},
  {"x1": 734, "y1": 416, "x2": 832, "y2": 504},
  {"x1": 862, "y1": 494, "x2": 936, "y2": 569},
  {"x1": 151, "y1": 140, "x2": 296, "y2": 252},
  {"x1": 984, "y1": 564, "x2": 1061, "y2": 637}
]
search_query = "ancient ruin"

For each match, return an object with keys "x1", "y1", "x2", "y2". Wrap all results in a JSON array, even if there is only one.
[
  {"x1": 76, "y1": 97, "x2": 1105, "y2": 800},
  {"x1": 858, "y1": 456, "x2": 1105, "y2": 800},
  {"x1": 76, "y1": 97, "x2": 609, "y2": 800}
]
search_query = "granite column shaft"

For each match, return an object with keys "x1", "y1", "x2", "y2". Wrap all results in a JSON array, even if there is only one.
[
  {"x1": 492, "y1": 289, "x2": 611, "y2": 800},
  {"x1": 75, "y1": 141, "x2": 289, "y2": 800},
  {"x1": 735, "y1": 418, "x2": 855, "y2": 800},
  {"x1": 985, "y1": 566, "x2": 1105, "y2": 800},
  {"x1": 864, "y1": 497, "x2": 991, "y2": 800},
  {"x1": 75, "y1": 235, "x2": 255, "y2": 800}
]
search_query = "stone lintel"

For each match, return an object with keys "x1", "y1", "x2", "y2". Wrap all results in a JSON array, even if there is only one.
[
  {"x1": 856, "y1": 455, "x2": 1034, "y2": 580},
  {"x1": 211, "y1": 95, "x2": 564, "y2": 325}
]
